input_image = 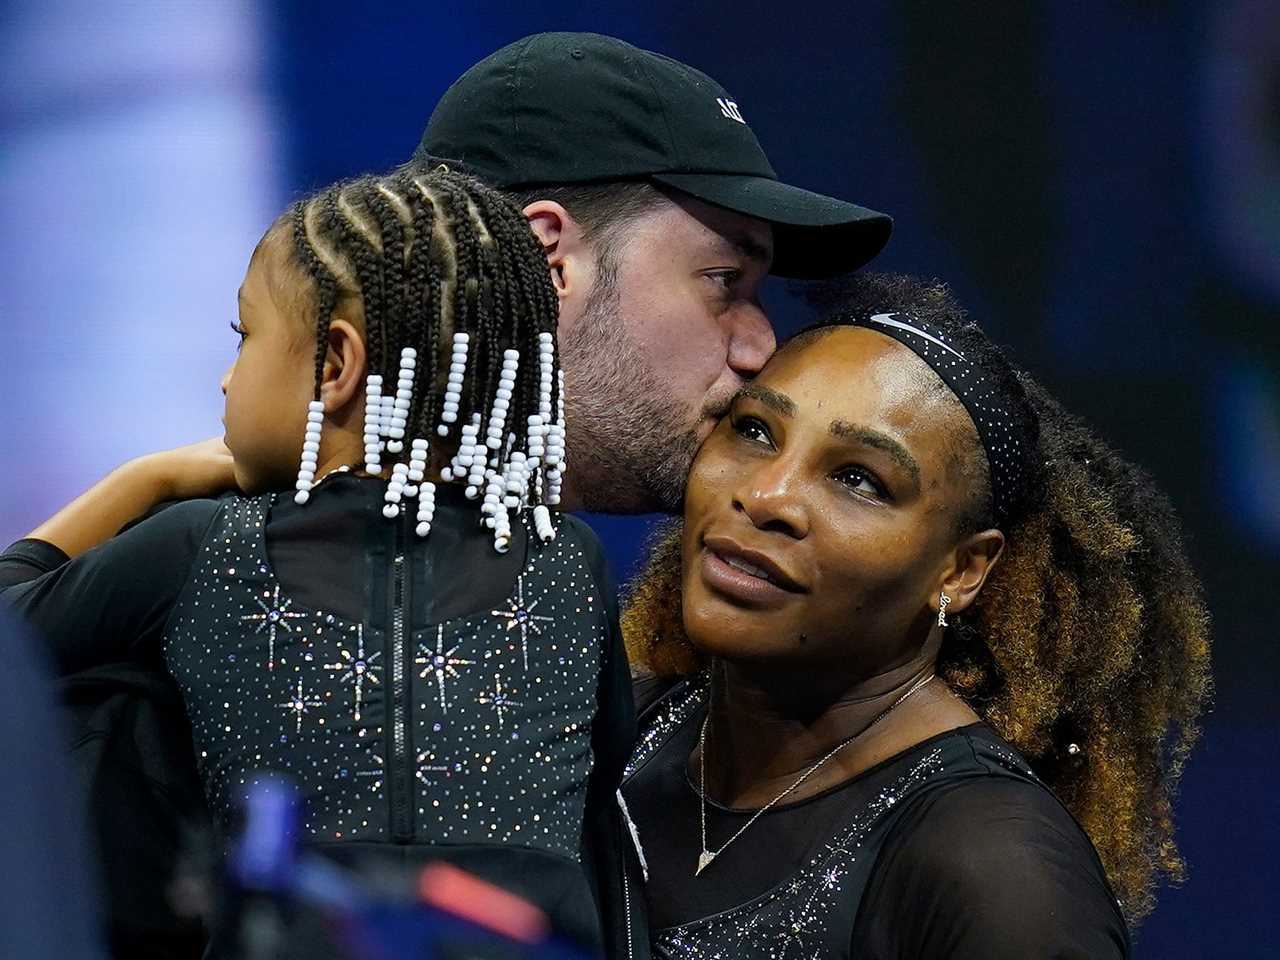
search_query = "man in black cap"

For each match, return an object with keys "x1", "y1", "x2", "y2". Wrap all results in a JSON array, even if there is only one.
[{"x1": 417, "y1": 32, "x2": 891, "y2": 513}]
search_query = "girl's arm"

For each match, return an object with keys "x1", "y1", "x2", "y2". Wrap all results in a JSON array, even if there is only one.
[
  {"x1": 2, "y1": 439, "x2": 234, "y2": 672},
  {"x1": 3, "y1": 497, "x2": 223, "y2": 673},
  {"x1": 26, "y1": 437, "x2": 236, "y2": 559}
]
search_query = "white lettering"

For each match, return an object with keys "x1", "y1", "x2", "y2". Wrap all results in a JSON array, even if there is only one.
[{"x1": 716, "y1": 97, "x2": 746, "y2": 124}]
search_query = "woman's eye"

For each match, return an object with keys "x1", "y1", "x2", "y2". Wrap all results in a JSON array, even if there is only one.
[
  {"x1": 837, "y1": 467, "x2": 887, "y2": 499},
  {"x1": 731, "y1": 415, "x2": 772, "y2": 446},
  {"x1": 229, "y1": 321, "x2": 247, "y2": 351}
]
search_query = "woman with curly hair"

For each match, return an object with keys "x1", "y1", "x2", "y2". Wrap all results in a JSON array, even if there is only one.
[{"x1": 617, "y1": 273, "x2": 1210, "y2": 958}]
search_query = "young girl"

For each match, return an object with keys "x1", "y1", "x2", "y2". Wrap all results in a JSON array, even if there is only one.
[{"x1": 1, "y1": 167, "x2": 634, "y2": 955}]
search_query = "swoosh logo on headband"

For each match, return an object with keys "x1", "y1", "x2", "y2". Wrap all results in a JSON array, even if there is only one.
[{"x1": 867, "y1": 313, "x2": 965, "y2": 360}]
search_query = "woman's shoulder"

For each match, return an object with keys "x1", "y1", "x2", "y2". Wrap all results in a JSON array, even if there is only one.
[
  {"x1": 856, "y1": 737, "x2": 1130, "y2": 957},
  {"x1": 884, "y1": 726, "x2": 1110, "y2": 899},
  {"x1": 631, "y1": 670, "x2": 682, "y2": 715}
]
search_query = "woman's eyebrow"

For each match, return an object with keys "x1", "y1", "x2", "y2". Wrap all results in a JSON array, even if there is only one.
[
  {"x1": 736, "y1": 383, "x2": 795, "y2": 416},
  {"x1": 828, "y1": 420, "x2": 921, "y2": 489}
]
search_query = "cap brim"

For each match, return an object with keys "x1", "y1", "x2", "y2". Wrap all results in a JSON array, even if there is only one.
[{"x1": 650, "y1": 172, "x2": 892, "y2": 280}]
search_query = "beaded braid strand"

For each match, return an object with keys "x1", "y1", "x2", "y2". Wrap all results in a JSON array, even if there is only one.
[{"x1": 286, "y1": 167, "x2": 565, "y2": 550}]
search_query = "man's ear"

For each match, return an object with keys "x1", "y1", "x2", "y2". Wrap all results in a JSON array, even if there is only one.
[
  {"x1": 319, "y1": 318, "x2": 366, "y2": 416},
  {"x1": 522, "y1": 200, "x2": 583, "y2": 300},
  {"x1": 937, "y1": 529, "x2": 1005, "y2": 618}
]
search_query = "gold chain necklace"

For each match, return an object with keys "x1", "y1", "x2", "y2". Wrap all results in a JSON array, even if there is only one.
[{"x1": 695, "y1": 672, "x2": 935, "y2": 876}]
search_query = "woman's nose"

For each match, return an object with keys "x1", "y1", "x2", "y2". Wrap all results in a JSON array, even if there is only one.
[
  {"x1": 733, "y1": 457, "x2": 809, "y2": 539},
  {"x1": 220, "y1": 362, "x2": 234, "y2": 396}
]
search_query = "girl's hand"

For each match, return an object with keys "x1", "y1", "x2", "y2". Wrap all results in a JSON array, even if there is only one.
[
  {"x1": 135, "y1": 437, "x2": 239, "y2": 502},
  {"x1": 25, "y1": 437, "x2": 240, "y2": 559}
]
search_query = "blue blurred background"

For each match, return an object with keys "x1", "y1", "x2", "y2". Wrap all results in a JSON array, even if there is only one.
[{"x1": 2, "y1": 1, "x2": 1276, "y2": 954}]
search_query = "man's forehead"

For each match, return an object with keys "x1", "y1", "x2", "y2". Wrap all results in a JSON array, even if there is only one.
[{"x1": 665, "y1": 190, "x2": 773, "y2": 263}]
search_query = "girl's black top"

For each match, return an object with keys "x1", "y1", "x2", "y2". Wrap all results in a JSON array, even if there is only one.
[
  {"x1": 621, "y1": 676, "x2": 1131, "y2": 959},
  {"x1": 1, "y1": 475, "x2": 636, "y2": 953}
]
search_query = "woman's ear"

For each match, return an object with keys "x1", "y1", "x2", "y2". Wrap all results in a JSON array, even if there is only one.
[
  {"x1": 319, "y1": 318, "x2": 366, "y2": 415},
  {"x1": 938, "y1": 529, "x2": 1005, "y2": 617}
]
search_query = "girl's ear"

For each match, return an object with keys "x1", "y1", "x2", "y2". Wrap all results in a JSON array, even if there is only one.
[
  {"x1": 938, "y1": 528, "x2": 1005, "y2": 618},
  {"x1": 319, "y1": 318, "x2": 366, "y2": 414}
]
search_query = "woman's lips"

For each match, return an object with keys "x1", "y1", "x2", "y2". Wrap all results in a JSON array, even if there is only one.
[{"x1": 700, "y1": 546, "x2": 802, "y2": 606}]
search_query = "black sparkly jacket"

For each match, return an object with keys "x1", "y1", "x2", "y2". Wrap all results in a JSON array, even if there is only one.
[{"x1": 1, "y1": 475, "x2": 637, "y2": 958}]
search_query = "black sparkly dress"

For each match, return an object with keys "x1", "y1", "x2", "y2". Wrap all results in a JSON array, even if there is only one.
[
  {"x1": 2, "y1": 475, "x2": 635, "y2": 951},
  {"x1": 618, "y1": 676, "x2": 1130, "y2": 959}
]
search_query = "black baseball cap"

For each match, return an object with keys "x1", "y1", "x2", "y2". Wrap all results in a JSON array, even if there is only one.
[{"x1": 416, "y1": 32, "x2": 892, "y2": 279}]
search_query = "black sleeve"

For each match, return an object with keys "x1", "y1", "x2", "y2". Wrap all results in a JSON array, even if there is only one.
[
  {"x1": 854, "y1": 777, "x2": 1130, "y2": 960},
  {"x1": 1, "y1": 498, "x2": 222, "y2": 673},
  {"x1": 565, "y1": 515, "x2": 639, "y2": 956},
  {"x1": 564, "y1": 514, "x2": 636, "y2": 796},
  {"x1": 0, "y1": 538, "x2": 71, "y2": 588}
]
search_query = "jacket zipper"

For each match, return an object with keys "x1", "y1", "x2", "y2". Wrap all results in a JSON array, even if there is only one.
[
  {"x1": 621, "y1": 819, "x2": 636, "y2": 960},
  {"x1": 388, "y1": 517, "x2": 413, "y2": 841}
]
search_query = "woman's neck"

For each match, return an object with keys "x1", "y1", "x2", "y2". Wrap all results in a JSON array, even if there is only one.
[{"x1": 697, "y1": 654, "x2": 979, "y2": 808}]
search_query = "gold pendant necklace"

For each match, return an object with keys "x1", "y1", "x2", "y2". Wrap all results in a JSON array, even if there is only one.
[{"x1": 695, "y1": 672, "x2": 935, "y2": 877}]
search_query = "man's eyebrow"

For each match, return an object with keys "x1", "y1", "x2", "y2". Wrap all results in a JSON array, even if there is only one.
[
  {"x1": 829, "y1": 421, "x2": 921, "y2": 488},
  {"x1": 736, "y1": 383, "x2": 795, "y2": 416},
  {"x1": 716, "y1": 232, "x2": 773, "y2": 265}
]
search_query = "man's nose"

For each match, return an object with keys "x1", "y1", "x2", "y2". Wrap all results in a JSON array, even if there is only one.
[{"x1": 725, "y1": 300, "x2": 776, "y2": 378}]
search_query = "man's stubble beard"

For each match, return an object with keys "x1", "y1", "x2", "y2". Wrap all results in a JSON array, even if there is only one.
[{"x1": 558, "y1": 276, "x2": 706, "y2": 515}]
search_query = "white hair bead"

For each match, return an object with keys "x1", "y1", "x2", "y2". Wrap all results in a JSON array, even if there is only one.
[
  {"x1": 364, "y1": 374, "x2": 385, "y2": 475},
  {"x1": 414, "y1": 479, "x2": 435, "y2": 538},
  {"x1": 435, "y1": 332, "x2": 472, "y2": 440},
  {"x1": 383, "y1": 503, "x2": 399, "y2": 518},
  {"x1": 380, "y1": 395, "x2": 394, "y2": 434},
  {"x1": 533, "y1": 504, "x2": 555, "y2": 543},
  {"x1": 293, "y1": 401, "x2": 327, "y2": 506},
  {"x1": 384, "y1": 345, "x2": 414, "y2": 465},
  {"x1": 403, "y1": 436, "x2": 429, "y2": 502}
]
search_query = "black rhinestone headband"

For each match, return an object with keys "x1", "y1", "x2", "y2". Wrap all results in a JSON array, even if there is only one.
[{"x1": 850, "y1": 312, "x2": 1030, "y2": 526}]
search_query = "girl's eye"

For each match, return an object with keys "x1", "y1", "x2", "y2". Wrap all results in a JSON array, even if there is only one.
[
  {"x1": 837, "y1": 466, "x2": 888, "y2": 500},
  {"x1": 731, "y1": 415, "x2": 772, "y2": 447},
  {"x1": 229, "y1": 321, "x2": 247, "y2": 351}
]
